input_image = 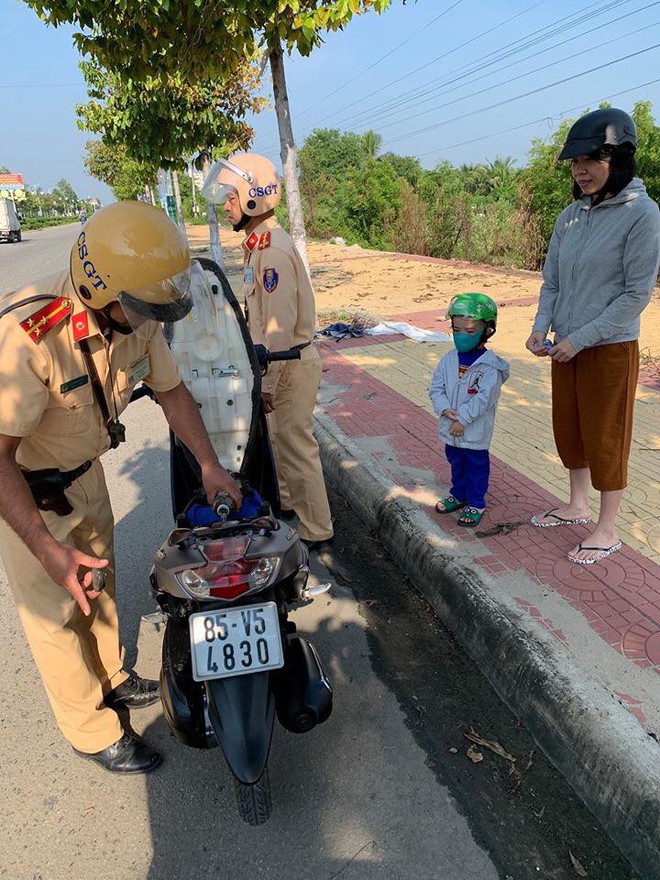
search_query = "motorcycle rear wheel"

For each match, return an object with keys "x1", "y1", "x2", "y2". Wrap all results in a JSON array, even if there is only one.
[{"x1": 234, "y1": 767, "x2": 272, "y2": 825}]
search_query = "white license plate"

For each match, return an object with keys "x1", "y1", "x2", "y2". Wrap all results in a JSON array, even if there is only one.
[{"x1": 189, "y1": 602, "x2": 284, "y2": 682}]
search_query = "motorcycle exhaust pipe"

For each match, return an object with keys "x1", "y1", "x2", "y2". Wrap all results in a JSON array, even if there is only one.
[{"x1": 274, "y1": 635, "x2": 333, "y2": 734}]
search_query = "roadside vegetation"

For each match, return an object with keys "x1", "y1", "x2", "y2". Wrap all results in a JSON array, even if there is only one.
[
  {"x1": 295, "y1": 100, "x2": 660, "y2": 270},
  {"x1": 4, "y1": 99, "x2": 658, "y2": 271}
]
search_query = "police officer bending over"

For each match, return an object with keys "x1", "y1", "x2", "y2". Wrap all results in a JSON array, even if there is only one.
[
  {"x1": 203, "y1": 153, "x2": 333, "y2": 551},
  {"x1": 0, "y1": 202, "x2": 241, "y2": 774}
]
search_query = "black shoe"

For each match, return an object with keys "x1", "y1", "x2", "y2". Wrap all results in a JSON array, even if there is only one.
[
  {"x1": 104, "y1": 674, "x2": 160, "y2": 710},
  {"x1": 279, "y1": 508, "x2": 297, "y2": 521},
  {"x1": 73, "y1": 732, "x2": 162, "y2": 774},
  {"x1": 302, "y1": 537, "x2": 334, "y2": 553}
]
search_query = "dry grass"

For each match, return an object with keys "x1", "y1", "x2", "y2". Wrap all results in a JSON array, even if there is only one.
[{"x1": 316, "y1": 308, "x2": 379, "y2": 330}]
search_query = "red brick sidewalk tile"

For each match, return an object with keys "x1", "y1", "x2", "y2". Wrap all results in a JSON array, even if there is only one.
[{"x1": 319, "y1": 338, "x2": 660, "y2": 675}]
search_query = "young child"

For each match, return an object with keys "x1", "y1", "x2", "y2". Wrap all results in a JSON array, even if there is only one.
[{"x1": 429, "y1": 292, "x2": 509, "y2": 527}]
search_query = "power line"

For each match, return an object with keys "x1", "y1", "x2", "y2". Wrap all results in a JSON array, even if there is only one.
[
  {"x1": 380, "y1": 42, "x2": 660, "y2": 148},
  {"x1": 373, "y1": 16, "x2": 660, "y2": 135},
  {"x1": 258, "y1": 0, "x2": 636, "y2": 158},
  {"x1": 294, "y1": 0, "x2": 466, "y2": 119},
  {"x1": 412, "y1": 75, "x2": 660, "y2": 160},
  {"x1": 320, "y1": 0, "x2": 632, "y2": 134},
  {"x1": 300, "y1": 0, "x2": 548, "y2": 131},
  {"x1": 330, "y1": 0, "x2": 649, "y2": 132}
]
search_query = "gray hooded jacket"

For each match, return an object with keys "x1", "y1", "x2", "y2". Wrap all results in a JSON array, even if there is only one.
[
  {"x1": 532, "y1": 178, "x2": 660, "y2": 352},
  {"x1": 429, "y1": 349, "x2": 510, "y2": 450}
]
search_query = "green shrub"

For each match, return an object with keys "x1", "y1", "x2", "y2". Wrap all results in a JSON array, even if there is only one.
[{"x1": 21, "y1": 217, "x2": 78, "y2": 230}]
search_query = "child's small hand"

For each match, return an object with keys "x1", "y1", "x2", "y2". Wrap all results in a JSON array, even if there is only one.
[
  {"x1": 442, "y1": 408, "x2": 459, "y2": 421},
  {"x1": 449, "y1": 420, "x2": 465, "y2": 437}
]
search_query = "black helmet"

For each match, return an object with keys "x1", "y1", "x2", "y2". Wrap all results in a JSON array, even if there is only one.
[{"x1": 558, "y1": 108, "x2": 637, "y2": 160}]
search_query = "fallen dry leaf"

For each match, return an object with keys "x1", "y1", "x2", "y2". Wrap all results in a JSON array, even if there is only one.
[
  {"x1": 465, "y1": 728, "x2": 516, "y2": 763},
  {"x1": 448, "y1": 747, "x2": 458, "y2": 754},
  {"x1": 467, "y1": 745, "x2": 484, "y2": 763},
  {"x1": 569, "y1": 850, "x2": 588, "y2": 877}
]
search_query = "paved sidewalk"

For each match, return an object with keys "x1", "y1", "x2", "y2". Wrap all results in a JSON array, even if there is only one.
[{"x1": 313, "y1": 313, "x2": 660, "y2": 879}]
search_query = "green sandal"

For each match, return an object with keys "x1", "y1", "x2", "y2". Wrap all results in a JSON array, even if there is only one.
[
  {"x1": 435, "y1": 495, "x2": 466, "y2": 514},
  {"x1": 458, "y1": 507, "x2": 484, "y2": 527}
]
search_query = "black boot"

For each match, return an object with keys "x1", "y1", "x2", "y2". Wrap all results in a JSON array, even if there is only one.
[
  {"x1": 73, "y1": 732, "x2": 162, "y2": 774},
  {"x1": 104, "y1": 674, "x2": 160, "y2": 710}
]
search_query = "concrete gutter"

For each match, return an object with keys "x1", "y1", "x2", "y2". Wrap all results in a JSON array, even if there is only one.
[{"x1": 315, "y1": 410, "x2": 660, "y2": 880}]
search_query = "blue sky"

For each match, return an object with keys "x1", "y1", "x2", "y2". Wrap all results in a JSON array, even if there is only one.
[{"x1": 1, "y1": 0, "x2": 659, "y2": 204}]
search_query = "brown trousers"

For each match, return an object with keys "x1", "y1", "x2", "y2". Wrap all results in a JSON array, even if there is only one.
[
  {"x1": 551, "y1": 341, "x2": 639, "y2": 491},
  {"x1": 267, "y1": 345, "x2": 333, "y2": 541},
  {"x1": 0, "y1": 461, "x2": 128, "y2": 752}
]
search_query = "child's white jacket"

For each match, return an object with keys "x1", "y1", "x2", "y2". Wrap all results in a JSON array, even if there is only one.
[{"x1": 429, "y1": 349, "x2": 510, "y2": 450}]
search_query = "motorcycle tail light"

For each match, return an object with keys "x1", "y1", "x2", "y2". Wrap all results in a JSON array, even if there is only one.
[{"x1": 177, "y1": 536, "x2": 279, "y2": 600}]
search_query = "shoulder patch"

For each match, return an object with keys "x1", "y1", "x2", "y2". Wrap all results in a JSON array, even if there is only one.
[
  {"x1": 263, "y1": 267, "x2": 279, "y2": 293},
  {"x1": 20, "y1": 296, "x2": 73, "y2": 343},
  {"x1": 258, "y1": 231, "x2": 271, "y2": 250},
  {"x1": 245, "y1": 232, "x2": 259, "y2": 252},
  {"x1": 72, "y1": 311, "x2": 90, "y2": 341}
]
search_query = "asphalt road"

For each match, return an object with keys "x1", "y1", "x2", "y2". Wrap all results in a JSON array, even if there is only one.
[
  {"x1": 0, "y1": 226, "x2": 636, "y2": 880},
  {"x1": 0, "y1": 222, "x2": 80, "y2": 296}
]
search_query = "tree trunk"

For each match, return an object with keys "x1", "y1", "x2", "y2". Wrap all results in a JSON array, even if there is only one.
[
  {"x1": 269, "y1": 39, "x2": 310, "y2": 278},
  {"x1": 171, "y1": 170, "x2": 188, "y2": 244},
  {"x1": 200, "y1": 152, "x2": 224, "y2": 267},
  {"x1": 148, "y1": 185, "x2": 157, "y2": 206}
]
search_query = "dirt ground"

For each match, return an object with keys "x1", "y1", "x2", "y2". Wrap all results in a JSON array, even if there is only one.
[{"x1": 187, "y1": 224, "x2": 660, "y2": 362}]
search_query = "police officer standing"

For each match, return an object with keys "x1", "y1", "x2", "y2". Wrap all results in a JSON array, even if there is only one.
[
  {"x1": 0, "y1": 202, "x2": 241, "y2": 773},
  {"x1": 202, "y1": 153, "x2": 333, "y2": 551}
]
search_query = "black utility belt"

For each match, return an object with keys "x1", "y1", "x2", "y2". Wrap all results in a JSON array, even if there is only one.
[{"x1": 22, "y1": 460, "x2": 92, "y2": 517}]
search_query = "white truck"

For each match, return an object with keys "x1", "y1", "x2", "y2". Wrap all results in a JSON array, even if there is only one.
[{"x1": 0, "y1": 198, "x2": 22, "y2": 243}]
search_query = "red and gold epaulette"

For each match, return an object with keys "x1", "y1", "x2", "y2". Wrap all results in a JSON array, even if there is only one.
[
  {"x1": 258, "y1": 231, "x2": 271, "y2": 250},
  {"x1": 20, "y1": 296, "x2": 73, "y2": 343},
  {"x1": 245, "y1": 232, "x2": 259, "y2": 252}
]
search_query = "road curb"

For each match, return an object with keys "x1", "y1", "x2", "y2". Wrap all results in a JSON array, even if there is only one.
[{"x1": 315, "y1": 409, "x2": 660, "y2": 880}]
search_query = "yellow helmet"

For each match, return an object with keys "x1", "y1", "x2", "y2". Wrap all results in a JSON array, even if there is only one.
[
  {"x1": 70, "y1": 201, "x2": 192, "y2": 325},
  {"x1": 201, "y1": 152, "x2": 281, "y2": 216}
]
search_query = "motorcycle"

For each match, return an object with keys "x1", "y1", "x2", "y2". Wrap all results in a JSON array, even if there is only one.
[{"x1": 148, "y1": 259, "x2": 333, "y2": 825}]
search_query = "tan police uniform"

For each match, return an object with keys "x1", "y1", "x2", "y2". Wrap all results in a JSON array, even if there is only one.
[
  {"x1": 0, "y1": 270, "x2": 181, "y2": 753},
  {"x1": 242, "y1": 217, "x2": 333, "y2": 542}
]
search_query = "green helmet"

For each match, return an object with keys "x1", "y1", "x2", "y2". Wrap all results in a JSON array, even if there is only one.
[{"x1": 447, "y1": 292, "x2": 498, "y2": 327}]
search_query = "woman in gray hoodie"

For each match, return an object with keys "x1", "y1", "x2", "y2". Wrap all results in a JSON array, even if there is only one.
[{"x1": 526, "y1": 108, "x2": 660, "y2": 565}]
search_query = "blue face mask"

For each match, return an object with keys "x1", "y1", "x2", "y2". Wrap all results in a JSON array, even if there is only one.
[{"x1": 453, "y1": 332, "x2": 481, "y2": 353}]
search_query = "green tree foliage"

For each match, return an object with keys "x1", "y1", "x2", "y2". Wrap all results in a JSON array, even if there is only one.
[
  {"x1": 633, "y1": 100, "x2": 660, "y2": 202},
  {"x1": 379, "y1": 153, "x2": 422, "y2": 187},
  {"x1": 523, "y1": 118, "x2": 574, "y2": 243},
  {"x1": 344, "y1": 157, "x2": 400, "y2": 247},
  {"x1": 83, "y1": 139, "x2": 157, "y2": 201},
  {"x1": 77, "y1": 59, "x2": 264, "y2": 169},
  {"x1": 22, "y1": 0, "x2": 398, "y2": 270},
  {"x1": 18, "y1": 181, "x2": 79, "y2": 218},
  {"x1": 51, "y1": 178, "x2": 79, "y2": 211},
  {"x1": 295, "y1": 103, "x2": 660, "y2": 270},
  {"x1": 361, "y1": 130, "x2": 382, "y2": 159}
]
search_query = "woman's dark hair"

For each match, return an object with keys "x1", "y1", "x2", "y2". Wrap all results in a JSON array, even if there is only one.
[{"x1": 572, "y1": 143, "x2": 637, "y2": 203}]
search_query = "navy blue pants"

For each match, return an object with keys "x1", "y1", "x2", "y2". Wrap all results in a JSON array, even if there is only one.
[{"x1": 445, "y1": 445, "x2": 490, "y2": 509}]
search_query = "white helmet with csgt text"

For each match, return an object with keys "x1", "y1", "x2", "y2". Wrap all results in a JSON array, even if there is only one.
[{"x1": 201, "y1": 152, "x2": 281, "y2": 217}]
